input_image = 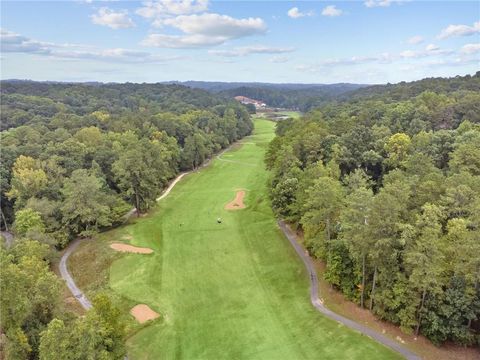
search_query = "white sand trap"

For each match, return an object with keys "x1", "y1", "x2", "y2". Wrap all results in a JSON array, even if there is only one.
[
  {"x1": 130, "y1": 304, "x2": 160, "y2": 323},
  {"x1": 110, "y1": 243, "x2": 153, "y2": 254}
]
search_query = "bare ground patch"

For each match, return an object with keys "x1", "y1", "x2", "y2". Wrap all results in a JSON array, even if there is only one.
[
  {"x1": 110, "y1": 243, "x2": 153, "y2": 254},
  {"x1": 130, "y1": 304, "x2": 160, "y2": 323},
  {"x1": 225, "y1": 190, "x2": 246, "y2": 210}
]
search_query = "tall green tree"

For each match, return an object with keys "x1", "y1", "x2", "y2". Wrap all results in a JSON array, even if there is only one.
[
  {"x1": 340, "y1": 170, "x2": 374, "y2": 308},
  {"x1": 405, "y1": 204, "x2": 445, "y2": 335},
  {"x1": 113, "y1": 136, "x2": 172, "y2": 215},
  {"x1": 181, "y1": 133, "x2": 209, "y2": 170},
  {"x1": 301, "y1": 176, "x2": 344, "y2": 257},
  {"x1": 13, "y1": 208, "x2": 45, "y2": 237},
  {"x1": 61, "y1": 169, "x2": 114, "y2": 237},
  {"x1": 6, "y1": 155, "x2": 48, "y2": 209},
  {"x1": 39, "y1": 294, "x2": 126, "y2": 360},
  {"x1": 0, "y1": 240, "x2": 60, "y2": 359}
]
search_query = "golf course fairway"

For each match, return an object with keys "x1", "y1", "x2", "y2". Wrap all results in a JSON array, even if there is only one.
[{"x1": 107, "y1": 119, "x2": 402, "y2": 359}]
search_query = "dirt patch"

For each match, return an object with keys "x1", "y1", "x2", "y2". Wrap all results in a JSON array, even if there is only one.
[
  {"x1": 109, "y1": 243, "x2": 153, "y2": 254},
  {"x1": 225, "y1": 190, "x2": 246, "y2": 210},
  {"x1": 130, "y1": 304, "x2": 160, "y2": 324}
]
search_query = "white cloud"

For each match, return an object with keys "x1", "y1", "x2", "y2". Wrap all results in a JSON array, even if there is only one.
[
  {"x1": 55, "y1": 48, "x2": 182, "y2": 63},
  {"x1": 400, "y1": 50, "x2": 417, "y2": 58},
  {"x1": 296, "y1": 45, "x2": 460, "y2": 72},
  {"x1": 209, "y1": 45, "x2": 294, "y2": 57},
  {"x1": 1, "y1": 28, "x2": 180, "y2": 63},
  {"x1": 364, "y1": 0, "x2": 403, "y2": 8},
  {"x1": 287, "y1": 7, "x2": 314, "y2": 19},
  {"x1": 438, "y1": 21, "x2": 480, "y2": 39},
  {"x1": 163, "y1": 13, "x2": 266, "y2": 37},
  {"x1": 269, "y1": 56, "x2": 289, "y2": 63},
  {"x1": 407, "y1": 35, "x2": 424, "y2": 44},
  {"x1": 141, "y1": 33, "x2": 227, "y2": 48},
  {"x1": 399, "y1": 44, "x2": 455, "y2": 59},
  {"x1": 91, "y1": 7, "x2": 135, "y2": 29},
  {"x1": 400, "y1": 46, "x2": 453, "y2": 59},
  {"x1": 296, "y1": 53, "x2": 394, "y2": 72},
  {"x1": 1, "y1": 29, "x2": 56, "y2": 54},
  {"x1": 321, "y1": 5, "x2": 342, "y2": 17},
  {"x1": 426, "y1": 57, "x2": 479, "y2": 67},
  {"x1": 141, "y1": 13, "x2": 267, "y2": 48},
  {"x1": 136, "y1": 0, "x2": 208, "y2": 20},
  {"x1": 81, "y1": 0, "x2": 120, "y2": 3},
  {"x1": 461, "y1": 43, "x2": 480, "y2": 55},
  {"x1": 295, "y1": 64, "x2": 318, "y2": 73},
  {"x1": 425, "y1": 43, "x2": 439, "y2": 51}
]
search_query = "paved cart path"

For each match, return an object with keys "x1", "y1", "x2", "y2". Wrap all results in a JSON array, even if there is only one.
[
  {"x1": 58, "y1": 131, "x2": 419, "y2": 359},
  {"x1": 59, "y1": 238, "x2": 93, "y2": 310},
  {"x1": 57, "y1": 141, "x2": 242, "y2": 310},
  {"x1": 278, "y1": 220, "x2": 421, "y2": 360},
  {"x1": 1, "y1": 231, "x2": 14, "y2": 248}
]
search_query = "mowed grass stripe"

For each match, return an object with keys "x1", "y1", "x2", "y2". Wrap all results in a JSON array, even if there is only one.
[{"x1": 107, "y1": 119, "x2": 402, "y2": 359}]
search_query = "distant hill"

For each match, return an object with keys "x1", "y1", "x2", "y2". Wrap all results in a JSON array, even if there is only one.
[
  {"x1": 4, "y1": 80, "x2": 368, "y2": 112},
  {"x1": 166, "y1": 81, "x2": 368, "y2": 93},
  {"x1": 166, "y1": 81, "x2": 368, "y2": 112},
  {"x1": 344, "y1": 72, "x2": 480, "y2": 102}
]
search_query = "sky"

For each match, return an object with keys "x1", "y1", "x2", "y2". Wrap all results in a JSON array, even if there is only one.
[{"x1": 1, "y1": 0, "x2": 479, "y2": 84}]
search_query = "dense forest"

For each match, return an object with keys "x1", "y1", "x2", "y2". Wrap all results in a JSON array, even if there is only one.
[
  {"x1": 266, "y1": 72, "x2": 480, "y2": 346},
  {"x1": 2, "y1": 73, "x2": 480, "y2": 358},
  {"x1": 217, "y1": 84, "x2": 366, "y2": 112},
  {"x1": 166, "y1": 81, "x2": 366, "y2": 112},
  {"x1": 0, "y1": 81, "x2": 253, "y2": 359}
]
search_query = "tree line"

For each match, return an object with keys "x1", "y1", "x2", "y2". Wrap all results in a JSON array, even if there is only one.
[
  {"x1": 219, "y1": 84, "x2": 365, "y2": 112},
  {"x1": 1, "y1": 240, "x2": 126, "y2": 359},
  {"x1": 266, "y1": 72, "x2": 480, "y2": 346},
  {"x1": 0, "y1": 81, "x2": 253, "y2": 359},
  {"x1": 1, "y1": 81, "x2": 253, "y2": 244}
]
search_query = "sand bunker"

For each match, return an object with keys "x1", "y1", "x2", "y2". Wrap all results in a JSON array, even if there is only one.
[
  {"x1": 225, "y1": 190, "x2": 246, "y2": 210},
  {"x1": 110, "y1": 243, "x2": 153, "y2": 254},
  {"x1": 130, "y1": 304, "x2": 160, "y2": 323}
]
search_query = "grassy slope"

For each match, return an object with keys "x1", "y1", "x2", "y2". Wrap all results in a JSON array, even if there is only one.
[{"x1": 102, "y1": 119, "x2": 401, "y2": 359}]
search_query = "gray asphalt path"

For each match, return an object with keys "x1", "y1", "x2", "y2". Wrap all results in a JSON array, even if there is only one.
[
  {"x1": 1, "y1": 231, "x2": 14, "y2": 248},
  {"x1": 278, "y1": 220, "x2": 422, "y2": 360},
  {"x1": 57, "y1": 143, "x2": 238, "y2": 311},
  {"x1": 59, "y1": 238, "x2": 93, "y2": 310},
  {"x1": 57, "y1": 143, "x2": 241, "y2": 358}
]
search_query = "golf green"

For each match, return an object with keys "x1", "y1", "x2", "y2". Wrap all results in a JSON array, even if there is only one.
[{"x1": 108, "y1": 119, "x2": 401, "y2": 359}]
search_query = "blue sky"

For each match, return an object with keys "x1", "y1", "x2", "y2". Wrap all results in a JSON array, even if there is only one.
[{"x1": 1, "y1": 1, "x2": 479, "y2": 84}]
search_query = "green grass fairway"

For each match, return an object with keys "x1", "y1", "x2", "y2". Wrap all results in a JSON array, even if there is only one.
[
  {"x1": 106, "y1": 119, "x2": 401, "y2": 359},
  {"x1": 278, "y1": 110, "x2": 302, "y2": 119}
]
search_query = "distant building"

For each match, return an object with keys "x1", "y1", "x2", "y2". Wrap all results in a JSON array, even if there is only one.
[{"x1": 234, "y1": 96, "x2": 267, "y2": 109}]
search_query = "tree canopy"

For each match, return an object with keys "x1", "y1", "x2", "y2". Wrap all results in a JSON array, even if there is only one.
[{"x1": 266, "y1": 73, "x2": 480, "y2": 346}]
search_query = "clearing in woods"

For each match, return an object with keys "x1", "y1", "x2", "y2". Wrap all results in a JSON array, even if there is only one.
[{"x1": 105, "y1": 119, "x2": 401, "y2": 359}]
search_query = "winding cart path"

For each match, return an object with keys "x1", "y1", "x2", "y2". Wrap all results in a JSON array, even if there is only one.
[
  {"x1": 278, "y1": 220, "x2": 421, "y2": 360},
  {"x1": 57, "y1": 141, "x2": 240, "y2": 311},
  {"x1": 58, "y1": 125, "x2": 419, "y2": 359},
  {"x1": 59, "y1": 238, "x2": 92, "y2": 310}
]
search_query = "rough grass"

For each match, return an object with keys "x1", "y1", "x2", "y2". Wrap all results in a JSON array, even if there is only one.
[{"x1": 82, "y1": 120, "x2": 402, "y2": 359}]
